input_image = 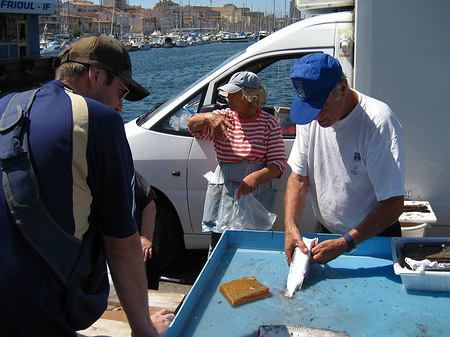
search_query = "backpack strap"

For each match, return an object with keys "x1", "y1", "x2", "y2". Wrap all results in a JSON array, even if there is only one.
[{"x1": 0, "y1": 89, "x2": 81, "y2": 284}]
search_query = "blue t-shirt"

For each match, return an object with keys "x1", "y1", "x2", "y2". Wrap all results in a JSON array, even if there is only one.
[{"x1": 0, "y1": 80, "x2": 137, "y2": 336}]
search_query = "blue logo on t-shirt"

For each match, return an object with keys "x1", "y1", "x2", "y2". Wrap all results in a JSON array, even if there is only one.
[{"x1": 351, "y1": 152, "x2": 361, "y2": 175}]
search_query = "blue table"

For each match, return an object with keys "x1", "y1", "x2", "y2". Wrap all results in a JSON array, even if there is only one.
[{"x1": 166, "y1": 231, "x2": 450, "y2": 336}]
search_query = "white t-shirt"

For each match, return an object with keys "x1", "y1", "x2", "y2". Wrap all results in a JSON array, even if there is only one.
[{"x1": 288, "y1": 91, "x2": 405, "y2": 233}]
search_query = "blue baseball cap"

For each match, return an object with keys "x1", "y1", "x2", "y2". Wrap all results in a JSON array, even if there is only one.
[
  {"x1": 289, "y1": 53, "x2": 342, "y2": 125},
  {"x1": 218, "y1": 71, "x2": 261, "y2": 93}
]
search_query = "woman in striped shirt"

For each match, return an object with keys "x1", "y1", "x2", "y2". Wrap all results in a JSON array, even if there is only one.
[{"x1": 187, "y1": 71, "x2": 286, "y2": 253}]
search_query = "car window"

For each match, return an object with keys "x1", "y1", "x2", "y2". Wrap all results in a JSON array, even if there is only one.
[
  {"x1": 152, "y1": 92, "x2": 202, "y2": 135},
  {"x1": 166, "y1": 94, "x2": 200, "y2": 133},
  {"x1": 258, "y1": 58, "x2": 297, "y2": 107},
  {"x1": 257, "y1": 58, "x2": 298, "y2": 138}
]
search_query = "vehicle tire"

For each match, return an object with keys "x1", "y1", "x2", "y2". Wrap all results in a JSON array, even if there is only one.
[{"x1": 152, "y1": 192, "x2": 184, "y2": 271}]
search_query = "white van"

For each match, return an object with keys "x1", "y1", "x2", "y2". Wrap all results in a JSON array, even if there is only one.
[{"x1": 125, "y1": 0, "x2": 450, "y2": 265}]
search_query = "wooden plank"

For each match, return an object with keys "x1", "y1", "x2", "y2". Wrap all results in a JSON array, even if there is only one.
[
  {"x1": 77, "y1": 290, "x2": 185, "y2": 337},
  {"x1": 108, "y1": 290, "x2": 184, "y2": 310},
  {"x1": 77, "y1": 319, "x2": 130, "y2": 337},
  {"x1": 147, "y1": 290, "x2": 185, "y2": 310}
]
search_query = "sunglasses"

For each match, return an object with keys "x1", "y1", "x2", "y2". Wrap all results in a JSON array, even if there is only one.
[
  {"x1": 107, "y1": 70, "x2": 130, "y2": 100},
  {"x1": 118, "y1": 80, "x2": 130, "y2": 100}
]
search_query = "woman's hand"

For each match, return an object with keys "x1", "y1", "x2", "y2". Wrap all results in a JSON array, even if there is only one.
[
  {"x1": 209, "y1": 113, "x2": 233, "y2": 140},
  {"x1": 237, "y1": 164, "x2": 281, "y2": 199},
  {"x1": 237, "y1": 172, "x2": 259, "y2": 198}
]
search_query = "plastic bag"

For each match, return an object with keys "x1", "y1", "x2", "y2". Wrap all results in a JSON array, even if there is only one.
[
  {"x1": 229, "y1": 190, "x2": 277, "y2": 231},
  {"x1": 168, "y1": 109, "x2": 192, "y2": 132}
]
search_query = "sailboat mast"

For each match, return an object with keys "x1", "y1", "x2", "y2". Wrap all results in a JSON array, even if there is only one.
[
  {"x1": 273, "y1": 0, "x2": 275, "y2": 31},
  {"x1": 110, "y1": 0, "x2": 116, "y2": 36}
]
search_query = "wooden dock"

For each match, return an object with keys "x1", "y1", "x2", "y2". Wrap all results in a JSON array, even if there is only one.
[{"x1": 77, "y1": 290, "x2": 185, "y2": 337}]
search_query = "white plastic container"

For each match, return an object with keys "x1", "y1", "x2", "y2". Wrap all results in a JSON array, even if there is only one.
[
  {"x1": 401, "y1": 223, "x2": 428, "y2": 237},
  {"x1": 399, "y1": 201, "x2": 437, "y2": 237},
  {"x1": 391, "y1": 237, "x2": 450, "y2": 292}
]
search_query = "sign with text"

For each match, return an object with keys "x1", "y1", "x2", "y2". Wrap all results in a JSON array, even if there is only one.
[{"x1": 0, "y1": 0, "x2": 56, "y2": 14}]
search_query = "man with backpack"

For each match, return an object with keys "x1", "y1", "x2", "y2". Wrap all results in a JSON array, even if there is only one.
[{"x1": 0, "y1": 34, "x2": 173, "y2": 337}]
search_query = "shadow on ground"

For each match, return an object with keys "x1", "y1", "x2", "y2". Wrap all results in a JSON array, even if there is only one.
[{"x1": 158, "y1": 249, "x2": 208, "y2": 294}]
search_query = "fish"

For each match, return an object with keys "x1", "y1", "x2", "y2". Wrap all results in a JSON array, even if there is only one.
[
  {"x1": 257, "y1": 324, "x2": 349, "y2": 337},
  {"x1": 284, "y1": 237, "x2": 318, "y2": 298}
]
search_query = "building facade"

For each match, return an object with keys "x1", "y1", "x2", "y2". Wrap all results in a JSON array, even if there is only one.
[{"x1": 40, "y1": 0, "x2": 301, "y2": 40}]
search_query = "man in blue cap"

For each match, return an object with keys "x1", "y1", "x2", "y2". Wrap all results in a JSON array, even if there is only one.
[{"x1": 284, "y1": 53, "x2": 405, "y2": 265}]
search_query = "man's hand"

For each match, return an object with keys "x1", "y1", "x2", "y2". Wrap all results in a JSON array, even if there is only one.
[
  {"x1": 150, "y1": 309, "x2": 175, "y2": 337},
  {"x1": 140, "y1": 236, "x2": 152, "y2": 261},
  {"x1": 309, "y1": 237, "x2": 348, "y2": 265},
  {"x1": 284, "y1": 226, "x2": 309, "y2": 265}
]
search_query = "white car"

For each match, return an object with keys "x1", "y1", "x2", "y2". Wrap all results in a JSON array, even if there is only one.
[{"x1": 125, "y1": 12, "x2": 352, "y2": 265}]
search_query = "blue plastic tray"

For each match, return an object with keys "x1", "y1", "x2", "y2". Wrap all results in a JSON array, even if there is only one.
[{"x1": 166, "y1": 230, "x2": 450, "y2": 336}]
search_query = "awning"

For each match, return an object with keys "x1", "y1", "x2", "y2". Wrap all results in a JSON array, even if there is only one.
[{"x1": 0, "y1": 0, "x2": 57, "y2": 15}]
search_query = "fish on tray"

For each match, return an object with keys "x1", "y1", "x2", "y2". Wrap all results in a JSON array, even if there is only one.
[
  {"x1": 257, "y1": 324, "x2": 349, "y2": 337},
  {"x1": 283, "y1": 237, "x2": 318, "y2": 298}
]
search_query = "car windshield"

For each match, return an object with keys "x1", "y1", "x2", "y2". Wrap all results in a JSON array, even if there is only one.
[{"x1": 136, "y1": 49, "x2": 246, "y2": 126}]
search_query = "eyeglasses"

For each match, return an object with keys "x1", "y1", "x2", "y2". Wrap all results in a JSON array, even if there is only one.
[
  {"x1": 107, "y1": 70, "x2": 129, "y2": 100},
  {"x1": 118, "y1": 79, "x2": 130, "y2": 100}
]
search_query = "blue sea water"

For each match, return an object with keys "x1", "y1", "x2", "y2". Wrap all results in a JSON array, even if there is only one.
[{"x1": 121, "y1": 41, "x2": 252, "y2": 123}]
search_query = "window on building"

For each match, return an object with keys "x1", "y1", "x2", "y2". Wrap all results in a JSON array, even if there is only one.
[
  {"x1": 18, "y1": 22, "x2": 26, "y2": 43},
  {"x1": 0, "y1": 14, "x2": 6, "y2": 43},
  {"x1": 7, "y1": 15, "x2": 18, "y2": 43}
]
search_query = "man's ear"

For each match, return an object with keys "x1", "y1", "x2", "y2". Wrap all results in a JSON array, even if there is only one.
[
  {"x1": 88, "y1": 66, "x2": 102, "y2": 86},
  {"x1": 340, "y1": 79, "x2": 349, "y2": 96}
]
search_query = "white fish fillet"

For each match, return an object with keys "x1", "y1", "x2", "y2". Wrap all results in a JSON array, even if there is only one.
[
  {"x1": 257, "y1": 325, "x2": 349, "y2": 337},
  {"x1": 284, "y1": 237, "x2": 318, "y2": 298}
]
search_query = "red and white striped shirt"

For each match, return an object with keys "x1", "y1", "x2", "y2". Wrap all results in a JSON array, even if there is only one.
[{"x1": 189, "y1": 108, "x2": 286, "y2": 174}]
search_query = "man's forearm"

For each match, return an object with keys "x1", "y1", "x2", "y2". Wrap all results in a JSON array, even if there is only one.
[
  {"x1": 350, "y1": 195, "x2": 404, "y2": 245},
  {"x1": 104, "y1": 233, "x2": 158, "y2": 337},
  {"x1": 140, "y1": 201, "x2": 156, "y2": 240},
  {"x1": 284, "y1": 172, "x2": 310, "y2": 261},
  {"x1": 284, "y1": 172, "x2": 309, "y2": 232}
]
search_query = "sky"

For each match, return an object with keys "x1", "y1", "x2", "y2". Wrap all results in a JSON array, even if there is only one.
[{"x1": 115, "y1": 1, "x2": 291, "y2": 18}]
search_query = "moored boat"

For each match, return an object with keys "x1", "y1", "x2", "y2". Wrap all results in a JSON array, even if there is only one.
[
  {"x1": 257, "y1": 31, "x2": 269, "y2": 40},
  {"x1": 221, "y1": 32, "x2": 249, "y2": 43},
  {"x1": 40, "y1": 40, "x2": 64, "y2": 56},
  {"x1": 175, "y1": 39, "x2": 188, "y2": 47},
  {"x1": 138, "y1": 41, "x2": 151, "y2": 50},
  {"x1": 163, "y1": 37, "x2": 175, "y2": 48}
]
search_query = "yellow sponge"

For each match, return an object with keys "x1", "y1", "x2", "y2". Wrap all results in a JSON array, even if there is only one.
[{"x1": 220, "y1": 276, "x2": 270, "y2": 307}]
